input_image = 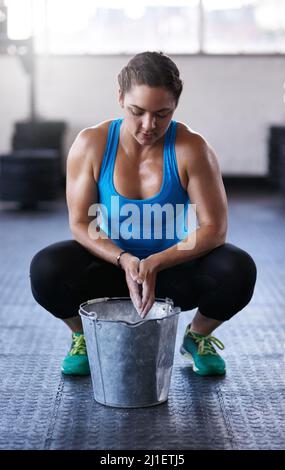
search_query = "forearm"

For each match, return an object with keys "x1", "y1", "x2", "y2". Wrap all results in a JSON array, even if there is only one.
[
  {"x1": 71, "y1": 222, "x2": 127, "y2": 267},
  {"x1": 150, "y1": 225, "x2": 226, "y2": 272}
]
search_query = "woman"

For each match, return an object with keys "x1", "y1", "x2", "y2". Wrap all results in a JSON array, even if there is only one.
[{"x1": 30, "y1": 51, "x2": 256, "y2": 377}]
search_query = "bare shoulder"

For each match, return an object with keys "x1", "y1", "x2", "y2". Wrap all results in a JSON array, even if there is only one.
[
  {"x1": 67, "y1": 119, "x2": 113, "y2": 180},
  {"x1": 175, "y1": 121, "x2": 220, "y2": 177},
  {"x1": 70, "y1": 119, "x2": 112, "y2": 158},
  {"x1": 176, "y1": 121, "x2": 212, "y2": 161}
]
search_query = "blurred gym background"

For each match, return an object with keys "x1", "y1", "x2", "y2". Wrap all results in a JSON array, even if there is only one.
[{"x1": 0, "y1": 0, "x2": 284, "y2": 452}]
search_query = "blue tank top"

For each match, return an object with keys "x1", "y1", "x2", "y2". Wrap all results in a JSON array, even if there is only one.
[{"x1": 97, "y1": 118, "x2": 190, "y2": 259}]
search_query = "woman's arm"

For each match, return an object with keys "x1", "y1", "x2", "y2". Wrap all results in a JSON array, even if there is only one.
[
  {"x1": 66, "y1": 127, "x2": 142, "y2": 311},
  {"x1": 147, "y1": 131, "x2": 228, "y2": 272},
  {"x1": 66, "y1": 127, "x2": 126, "y2": 265}
]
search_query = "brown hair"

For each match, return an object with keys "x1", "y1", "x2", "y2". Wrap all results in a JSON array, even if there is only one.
[{"x1": 118, "y1": 51, "x2": 183, "y2": 106}]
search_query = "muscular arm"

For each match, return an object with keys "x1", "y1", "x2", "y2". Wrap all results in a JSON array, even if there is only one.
[
  {"x1": 66, "y1": 128, "x2": 127, "y2": 266},
  {"x1": 150, "y1": 131, "x2": 228, "y2": 272},
  {"x1": 67, "y1": 128, "x2": 143, "y2": 311}
]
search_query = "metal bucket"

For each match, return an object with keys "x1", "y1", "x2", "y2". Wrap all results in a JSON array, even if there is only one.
[{"x1": 79, "y1": 297, "x2": 181, "y2": 408}]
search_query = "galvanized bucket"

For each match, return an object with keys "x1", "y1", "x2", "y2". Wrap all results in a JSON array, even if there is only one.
[{"x1": 79, "y1": 297, "x2": 181, "y2": 408}]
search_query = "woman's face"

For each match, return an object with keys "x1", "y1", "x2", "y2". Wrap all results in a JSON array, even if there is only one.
[{"x1": 119, "y1": 84, "x2": 176, "y2": 147}]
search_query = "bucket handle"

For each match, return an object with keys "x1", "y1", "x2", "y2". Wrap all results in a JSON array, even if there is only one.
[
  {"x1": 116, "y1": 305, "x2": 181, "y2": 328},
  {"x1": 91, "y1": 306, "x2": 181, "y2": 328},
  {"x1": 80, "y1": 296, "x2": 174, "y2": 315}
]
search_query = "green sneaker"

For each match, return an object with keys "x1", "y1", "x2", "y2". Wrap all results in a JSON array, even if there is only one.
[
  {"x1": 61, "y1": 332, "x2": 90, "y2": 376},
  {"x1": 180, "y1": 324, "x2": 226, "y2": 376}
]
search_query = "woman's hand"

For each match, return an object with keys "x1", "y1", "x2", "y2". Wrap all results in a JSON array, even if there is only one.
[
  {"x1": 120, "y1": 254, "x2": 143, "y2": 315},
  {"x1": 132, "y1": 257, "x2": 159, "y2": 318}
]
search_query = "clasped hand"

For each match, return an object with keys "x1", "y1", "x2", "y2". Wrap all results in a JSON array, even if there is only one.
[{"x1": 123, "y1": 255, "x2": 158, "y2": 318}]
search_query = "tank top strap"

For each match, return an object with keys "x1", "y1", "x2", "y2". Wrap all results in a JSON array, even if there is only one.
[
  {"x1": 164, "y1": 120, "x2": 183, "y2": 189},
  {"x1": 99, "y1": 118, "x2": 122, "y2": 182}
]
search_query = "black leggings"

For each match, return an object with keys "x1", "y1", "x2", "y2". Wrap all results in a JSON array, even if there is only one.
[{"x1": 30, "y1": 241, "x2": 256, "y2": 322}]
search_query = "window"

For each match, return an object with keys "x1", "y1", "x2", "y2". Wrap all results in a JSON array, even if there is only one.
[
  {"x1": 3, "y1": 0, "x2": 285, "y2": 54},
  {"x1": 203, "y1": 0, "x2": 285, "y2": 53},
  {"x1": 42, "y1": 0, "x2": 199, "y2": 54}
]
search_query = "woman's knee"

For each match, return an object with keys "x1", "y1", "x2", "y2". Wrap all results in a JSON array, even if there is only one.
[
  {"x1": 224, "y1": 242, "x2": 256, "y2": 278},
  {"x1": 30, "y1": 240, "x2": 81, "y2": 296},
  {"x1": 197, "y1": 243, "x2": 257, "y2": 320},
  {"x1": 215, "y1": 243, "x2": 257, "y2": 302}
]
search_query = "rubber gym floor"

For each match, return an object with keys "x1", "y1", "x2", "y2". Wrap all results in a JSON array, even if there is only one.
[{"x1": 0, "y1": 185, "x2": 284, "y2": 450}]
